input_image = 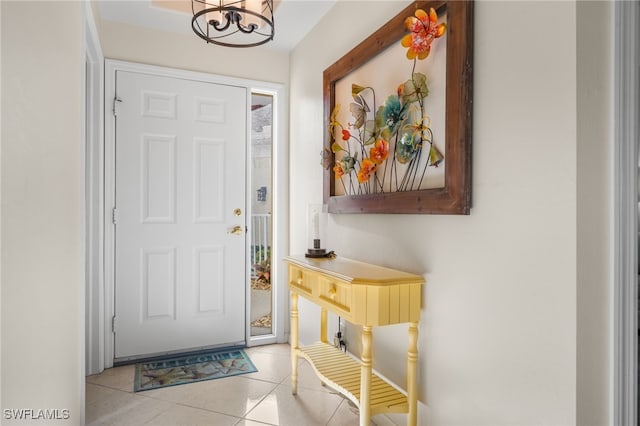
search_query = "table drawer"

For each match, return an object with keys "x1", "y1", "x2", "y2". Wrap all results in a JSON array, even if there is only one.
[
  {"x1": 288, "y1": 265, "x2": 314, "y2": 295},
  {"x1": 317, "y1": 276, "x2": 352, "y2": 317}
]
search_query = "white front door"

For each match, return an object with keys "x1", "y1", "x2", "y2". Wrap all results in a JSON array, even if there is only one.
[{"x1": 114, "y1": 70, "x2": 247, "y2": 359}]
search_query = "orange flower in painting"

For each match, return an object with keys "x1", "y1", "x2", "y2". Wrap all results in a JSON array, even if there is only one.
[
  {"x1": 333, "y1": 163, "x2": 345, "y2": 178},
  {"x1": 341, "y1": 129, "x2": 351, "y2": 141},
  {"x1": 401, "y1": 8, "x2": 446, "y2": 60},
  {"x1": 369, "y1": 139, "x2": 389, "y2": 164},
  {"x1": 357, "y1": 159, "x2": 377, "y2": 183}
]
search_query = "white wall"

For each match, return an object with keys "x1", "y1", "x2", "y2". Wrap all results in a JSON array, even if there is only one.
[
  {"x1": 98, "y1": 20, "x2": 289, "y2": 84},
  {"x1": 1, "y1": 1, "x2": 84, "y2": 424},
  {"x1": 291, "y1": 1, "x2": 610, "y2": 424}
]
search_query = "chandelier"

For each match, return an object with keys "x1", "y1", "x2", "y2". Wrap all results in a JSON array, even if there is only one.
[{"x1": 191, "y1": 0, "x2": 274, "y2": 48}]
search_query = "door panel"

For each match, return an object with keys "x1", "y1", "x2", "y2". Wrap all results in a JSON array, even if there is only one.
[{"x1": 114, "y1": 70, "x2": 247, "y2": 359}]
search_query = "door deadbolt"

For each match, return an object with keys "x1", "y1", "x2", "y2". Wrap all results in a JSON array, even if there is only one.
[{"x1": 233, "y1": 208, "x2": 242, "y2": 216}]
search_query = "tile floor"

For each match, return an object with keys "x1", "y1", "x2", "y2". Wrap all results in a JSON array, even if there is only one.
[{"x1": 86, "y1": 344, "x2": 382, "y2": 426}]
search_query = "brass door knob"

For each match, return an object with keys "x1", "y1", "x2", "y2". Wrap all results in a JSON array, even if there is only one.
[{"x1": 228, "y1": 225, "x2": 244, "y2": 235}]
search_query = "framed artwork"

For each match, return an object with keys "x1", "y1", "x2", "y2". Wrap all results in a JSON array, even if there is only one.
[{"x1": 322, "y1": 0, "x2": 473, "y2": 214}]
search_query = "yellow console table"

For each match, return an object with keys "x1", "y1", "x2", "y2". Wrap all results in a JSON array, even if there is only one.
[{"x1": 285, "y1": 255, "x2": 425, "y2": 426}]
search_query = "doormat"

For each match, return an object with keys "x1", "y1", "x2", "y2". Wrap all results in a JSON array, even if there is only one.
[{"x1": 134, "y1": 349, "x2": 257, "y2": 392}]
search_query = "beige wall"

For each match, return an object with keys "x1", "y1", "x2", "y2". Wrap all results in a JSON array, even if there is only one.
[
  {"x1": 1, "y1": 1, "x2": 84, "y2": 424},
  {"x1": 98, "y1": 20, "x2": 289, "y2": 84},
  {"x1": 291, "y1": 1, "x2": 611, "y2": 424}
]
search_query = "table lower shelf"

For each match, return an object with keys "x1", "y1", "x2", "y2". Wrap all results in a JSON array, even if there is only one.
[{"x1": 297, "y1": 342, "x2": 409, "y2": 416}]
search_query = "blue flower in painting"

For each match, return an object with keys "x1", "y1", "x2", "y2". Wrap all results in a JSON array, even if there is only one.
[{"x1": 376, "y1": 95, "x2": 404, "y2": 134}]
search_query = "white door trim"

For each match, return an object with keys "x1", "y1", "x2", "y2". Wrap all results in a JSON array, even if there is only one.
[
  {"x1": 83, "y1": 0, "x2": 104, "y2": 378},
  {"x1": 612, "y1": 1, "x2": 639, "y2": 424},
  {"x1": 104, "y1": 60, "x2": 287, "y2": 367}
]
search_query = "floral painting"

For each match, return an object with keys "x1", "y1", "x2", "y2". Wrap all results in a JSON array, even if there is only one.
[
  {"x1": 322, "y1": 1, "x2": 473, "y2": 214},
  {"x1": 327, "y1": 7, "x2": 447, "y2": 196}
]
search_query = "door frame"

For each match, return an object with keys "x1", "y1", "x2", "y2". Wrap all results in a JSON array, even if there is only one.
[
  {"x1": 102, "y1": 59, "x2": 287, "y2": 368},
  {"x1": 612, "y1": 1, "x2": 639, "y2": 424},
  {"x1": 84, "y1": 1, "x2": 105, "y2": 377}
]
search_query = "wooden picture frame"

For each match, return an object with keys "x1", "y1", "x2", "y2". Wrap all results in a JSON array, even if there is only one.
[{"x1": 323, "y1": 0, "x2": 473, "y2": 214}]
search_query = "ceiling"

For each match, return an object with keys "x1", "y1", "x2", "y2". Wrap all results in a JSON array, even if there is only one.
[{"x1": 96, "y1": 0, "x2": 337, "y2": 51}]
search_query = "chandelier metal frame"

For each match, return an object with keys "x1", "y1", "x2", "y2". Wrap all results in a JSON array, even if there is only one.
[{"x1": 191, "y1": 0, "x2": 274, "y2": 48}]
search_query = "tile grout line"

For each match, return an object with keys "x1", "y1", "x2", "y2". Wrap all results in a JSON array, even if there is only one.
[
  {"x1": 144, "y1": 400, "x2": 245, "y2": 426},
  {"x1": 324, "y1": 397, "x2": 346, "y2": 426},
  {"x1": 237, "y1": 381, "x2": 280, "y2": 422},
  {"x1": 136, "y1": 379, "x2": 280, "y2": 422},
  {"x1": 85, "y1": 381, "x2": 134, "y2": 395},
  {"x1": 138, "y1": 388, "x2": 256, "y2": 420},
  {"x1": 86, "y1": 386, "x2": 174, "y2": 426}
]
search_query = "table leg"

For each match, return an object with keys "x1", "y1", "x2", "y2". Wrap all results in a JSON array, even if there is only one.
[
  {"x1": 360, "y1": 325, "x2": 372, "y2": 426},
  {"x1": 320, "y1": 307, "x2": 328, "y2": 343},
  {"x1": 407, "y1": 321, "x2": 418, "y2": 426},
  {"x1": 291, "y1": 292, "x2": 299, "y2": 395}
]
